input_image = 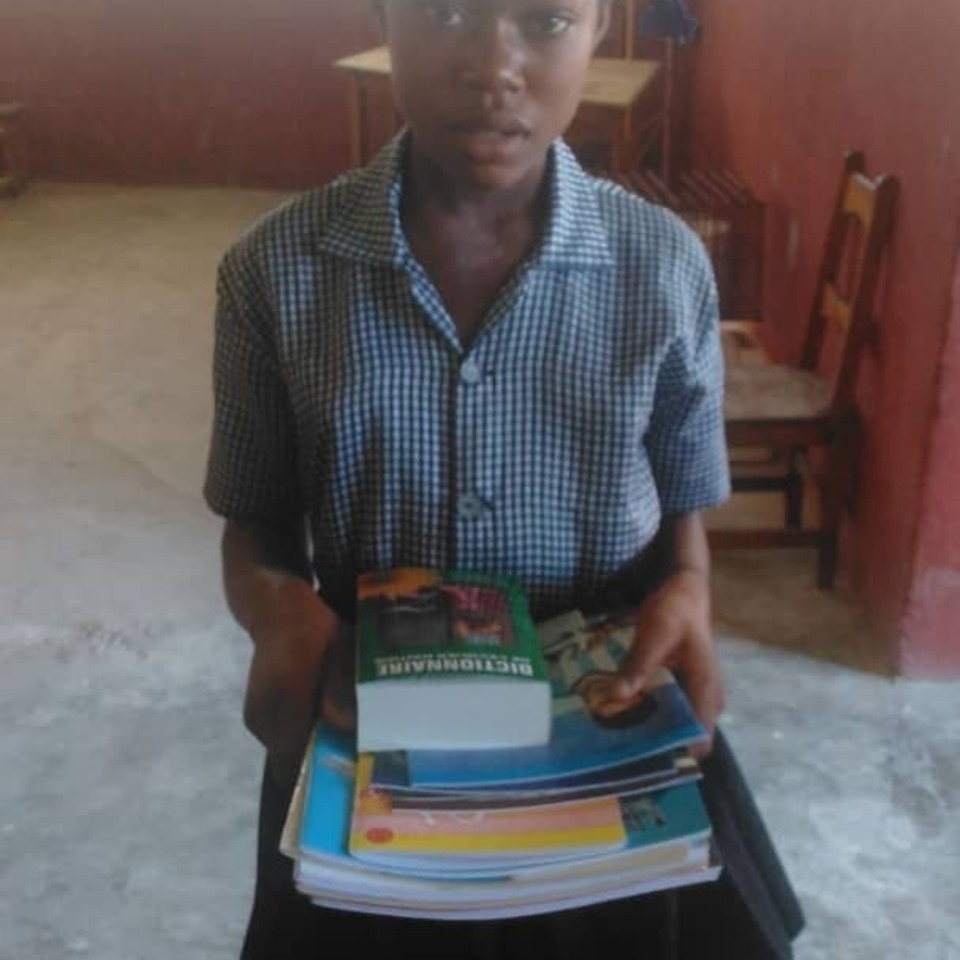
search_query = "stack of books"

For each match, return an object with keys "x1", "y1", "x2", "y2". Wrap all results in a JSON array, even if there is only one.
[{"x1": 280, "y1": 570, "x2": 721, "y2": 920}]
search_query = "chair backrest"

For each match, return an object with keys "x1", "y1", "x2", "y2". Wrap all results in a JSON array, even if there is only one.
[{"x1": 800, "y1": 151, "x2": 900, "y2": 412}]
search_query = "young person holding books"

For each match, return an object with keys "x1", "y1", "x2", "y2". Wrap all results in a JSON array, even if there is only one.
[{"x1": 204, "y1": 0, "x2": 803, "y2": 956}]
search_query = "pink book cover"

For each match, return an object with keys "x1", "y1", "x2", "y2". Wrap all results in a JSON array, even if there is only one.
[{"x1": 350, "y1": 756, "x2": 626, "y2": 859}]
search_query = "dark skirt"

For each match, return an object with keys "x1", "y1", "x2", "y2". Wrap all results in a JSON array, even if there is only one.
[{"x1": 239, "y1": 728, "x2": 804, "y2": 960}]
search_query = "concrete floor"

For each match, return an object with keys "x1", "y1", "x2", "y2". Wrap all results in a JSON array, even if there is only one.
[{"x1": 1, "y1": 183, "x2": 958, "y2": 960}]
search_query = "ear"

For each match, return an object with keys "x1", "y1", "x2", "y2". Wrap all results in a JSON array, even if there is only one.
[{"x1": 592, "y1": 0, "x2": 612, "y2": 52}]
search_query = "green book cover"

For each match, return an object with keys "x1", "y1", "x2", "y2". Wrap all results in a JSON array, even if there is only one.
[{"x1": 355, "y1": 568, "x2": 549, "y2": 686}]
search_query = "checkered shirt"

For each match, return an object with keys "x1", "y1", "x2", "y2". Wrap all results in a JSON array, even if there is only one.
[{"x1": 203, "y1": 135, "x2": 730, "y2": 619}]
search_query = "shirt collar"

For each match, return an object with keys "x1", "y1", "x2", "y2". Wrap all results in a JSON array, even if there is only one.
[
  {"x1": 536, "y1": 139, "x2": 615, "y2": 269},
  {"x1": 315, "y1": 133, "x2": 614, "y2": 269},
  {"x1": 314, "y1": 135, "x2": 409, "y2": 266}
]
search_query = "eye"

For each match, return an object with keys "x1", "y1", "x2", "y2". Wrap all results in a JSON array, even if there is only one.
[
  {"x1": 419, "y1": 1, "x2": 468, "y2": 29},
  {"x1": 521, "y1": 9, "x2": 574, "y2": 39}
]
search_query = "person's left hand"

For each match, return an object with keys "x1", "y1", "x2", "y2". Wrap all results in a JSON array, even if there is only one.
[{"x1": 611, "y1": 568, "x2": 725, "y2": 755}]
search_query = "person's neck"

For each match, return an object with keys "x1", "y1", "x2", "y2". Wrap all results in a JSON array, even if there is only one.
[{"x1": 402, "y1": 144, "x2": 549, "y2": 234}]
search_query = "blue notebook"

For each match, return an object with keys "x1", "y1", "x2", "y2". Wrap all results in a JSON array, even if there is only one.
[{"x1": 402, "y1": 667, "x2": 706, "y2": 789}]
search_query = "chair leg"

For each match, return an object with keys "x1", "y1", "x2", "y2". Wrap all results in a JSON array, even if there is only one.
[
  {"x1": 817, "y1": 478, "x2": 840, "y2": 588},
  {"x1": 785, "y1": 450, "x2": 804, "y2": 530},
  {"x1": 816, "y1": 447, "x2": 847, "y2": 589},
  {"x1": 0, "y1": 122, "x2": 27, "y2": 198},
  {"x1": 819, "y1": 413, "x2": 862, "y2": 588},
  {"x1": 817, "y1": 532, "x2": 839, "y2": 589}
]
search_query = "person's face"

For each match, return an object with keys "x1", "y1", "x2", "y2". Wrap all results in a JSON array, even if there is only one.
[{"x1": 378, "y1": 0, "x2": 610, "y2": 191}]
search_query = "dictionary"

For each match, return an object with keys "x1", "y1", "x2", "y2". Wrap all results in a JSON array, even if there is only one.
[{"x1": 354, "y1": 568, "x2": 552, "y2": 752}]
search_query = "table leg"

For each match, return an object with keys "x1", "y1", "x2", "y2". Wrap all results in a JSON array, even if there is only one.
[
  {"x1": 613, "y1": 101, "x2": 635, "y2": 177},
  {"x1": 610, "y1": 113, "x2": 624, "y2": 177},
  {"x1": 347, "y1": 76, "x2": 370, "y2": 169},
  {"x1": 623, "y1": 0, "x2": 636, "y2": 58}
]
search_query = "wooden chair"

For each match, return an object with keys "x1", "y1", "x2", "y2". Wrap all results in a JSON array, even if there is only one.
[{"x1": 712, "y1": 151, "x2": 900, "y2": 587}]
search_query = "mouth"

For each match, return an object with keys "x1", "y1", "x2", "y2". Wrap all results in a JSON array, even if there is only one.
[
  {"x1": 446, "y1": 120, "x2": 531, "y2": 163},
  {"x1": 448, "y1": 118, "x2": 531, "y2": 139}
]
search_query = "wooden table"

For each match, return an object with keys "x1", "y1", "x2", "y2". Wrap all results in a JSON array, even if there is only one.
[{"x1": 333, "y1": 46, "x2": 661, "y2": 175}]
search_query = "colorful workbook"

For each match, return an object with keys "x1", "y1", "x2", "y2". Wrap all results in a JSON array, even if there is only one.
[{"x1": 349, "y1": 754, "x2": 627, "y2": 870}]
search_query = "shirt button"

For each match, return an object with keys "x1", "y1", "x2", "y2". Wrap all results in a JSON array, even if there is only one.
[
  {"x1": 457, "y1": 494, "x2": 487, "y2": 520},
  {"x1": 460, "y1": 359, "x2": 483, "y2": 385}
]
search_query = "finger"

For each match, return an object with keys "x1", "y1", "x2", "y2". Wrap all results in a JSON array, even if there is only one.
[
  {"x1": 680, "y1": 647, "x2": 725, "y2": 749},
  {"x1": 242, "y1": 646, "x2": 279, "y2": 748},
  {"x1": 321, "y1": 695, "x2": 357, "y2": 734},
  {"x1": 275, "y1": 650, "x2": 324, "y2": 744},
  {"x1": 689, "y1": 737, "x2": 713, "y2": 761},
  {"x1": 689, "y1": 678, "x2": 725, "y2": 760},
  {"x1": 266, "y1": 643, "x2": 325, "y2": 787},
  {"x1": 612, "y1": 609, "x2": 683, "y2": 700},
  {"x1": 320, "y1": 634, "x2": 358, "y2": 733},
  {"x1": 269, "y1": 698, "x2": 317, "y2": 791},
  {"x1": 247, "y1": 666, "x2": 309, "y2": 792}
]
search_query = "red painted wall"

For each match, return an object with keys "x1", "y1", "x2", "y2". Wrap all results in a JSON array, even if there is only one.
[
  {"x1": 3, "y1": 0, "x2": 959, "y2": 671},
  {"x1": 0, "y1": 0, "x2": 379, "y2": 188},
  {"x1": 688, "y1": 0, "x2": 960, "y2": 672},
  {"x1": 902, "y1": 242, "x2": 960, "y2": 676}
]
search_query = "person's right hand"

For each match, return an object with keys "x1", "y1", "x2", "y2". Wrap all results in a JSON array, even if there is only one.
[
  {"x1": 241, "y1": 578, "x2": 342, "y2": 791},
  {"x1": 317, "y1": 625, "x2": 357, "y2": 734}
]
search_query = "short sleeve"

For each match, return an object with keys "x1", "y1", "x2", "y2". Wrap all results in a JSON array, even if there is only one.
[
  {"x1": 202, "y1": 248, "x2": 302, "y2": 520},
  {"x1": 646, "y1": 258, "x2": 731, "y2": 515}
]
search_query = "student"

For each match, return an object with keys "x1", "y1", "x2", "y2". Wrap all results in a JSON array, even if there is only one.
[{"x1": 203, "y1": 0, "x2": 804, "y2": 956}]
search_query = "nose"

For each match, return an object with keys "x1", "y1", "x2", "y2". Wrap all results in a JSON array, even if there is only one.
[{"x1": 459, "y1": 18, "x2": 525, "y2": 100}]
